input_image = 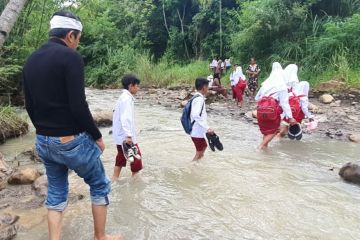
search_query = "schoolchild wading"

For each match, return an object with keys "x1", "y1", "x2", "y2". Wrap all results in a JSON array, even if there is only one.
[
  {"x1": 112, "y1": 75, "x2": 143, "y2": 181},
  {"x1": 23, "y1": 11, "x2": 121, "y2": 240},
  {"x1": 255, "y1": 62, "x2": 297, "y2": 150},
  {"x1": 190, "y1": 78, "x2": 215, "y2": 161}
]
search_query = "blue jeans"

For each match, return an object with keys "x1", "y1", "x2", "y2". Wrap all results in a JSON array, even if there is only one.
[{"x1": 36, "y1": 133, "x2": 111, "y2": 212}]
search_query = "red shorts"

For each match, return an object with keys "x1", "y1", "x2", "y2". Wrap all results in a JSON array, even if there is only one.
[
  {"x1": 191, "y1": 137, "x2": 208, "y2": 152},
  {"x1": 115, "y1": 144, "x2": 143, "y2": 173}
]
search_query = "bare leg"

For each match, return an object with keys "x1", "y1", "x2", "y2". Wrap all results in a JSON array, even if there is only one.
[
  {"x1": 48, "y1": 210, "x2": 63, "y2": 240},
  {"x1": 111, "y1": 166, "x2": 122, "y2": 182},
  {"x1": 258, "y1": 133, "x2": 277, "y2": 150},
  {"x1": 93, "y1": 205, "x2": 123, "y2": 240},
  {"x1": 278, "y1": 126, "x2": 289, "y2": 139},
  {"x1": 192, "y1": 150, "x2": 205, "y2": 161}
]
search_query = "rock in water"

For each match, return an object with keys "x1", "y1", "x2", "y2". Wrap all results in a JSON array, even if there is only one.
[
  {"x1": 0, "y1": 153, "x2": 13, "y2": 191},
  {"x1": 348, "y1": 134, "x2": 360, "y2": 143},
  {"x1": 319, "y1": 94, "x2": 334, "y2": 104},
  {"x1": 8, "y1": 168, "x2": 41, "y2": 185},
  {"x1": 93, "y1": 111, "x2": 113, "y2": 127},
  {"x1": 339, "y1": 163, "x2": 360, "y2": 184},
  {"x1": 308, "y1": 102, "x2": 319, "y2": 113},
  {"x1": 0, "y1": 214, "x2": 19, "y2": 240},
  {"x1": 33, "y1": 175, "x2": 48, "y2": 197}
]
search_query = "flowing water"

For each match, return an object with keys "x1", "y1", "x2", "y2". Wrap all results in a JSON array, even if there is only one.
[{"x1": 1, "y1": 89, "x2": 360, "y2": 240}]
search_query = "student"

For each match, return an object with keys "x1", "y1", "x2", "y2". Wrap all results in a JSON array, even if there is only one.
[
  {"x1": 209, "y1": 58, "x2": 218, "y2": 71},
  {"x1": 230, "y1": 65, "x2": 247, "y2": 107},
  {"x1": 112, "y1": 74, "x2": 143, "y2": 181},
  {"x1": 23, "y1": 11, "x2": 121, "y2": 240},
  {"x1": 246, "y1": 57, "x2": 261, "y2": 97},
  {"x1": 225, "y1": 58, "x2": 232, "y2": 72},
  {"x1": 190, "y1": 78, "x2": 214, "y2": 161},
  {"x1": 255, "y1": 63, "x2": 297, "y2": 149},
  {"x1": 279, "y1": 64, "x2": 314, "y2": 137}
]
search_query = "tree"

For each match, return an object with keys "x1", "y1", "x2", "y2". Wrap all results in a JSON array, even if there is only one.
[{"x1": 0, "y1": 0, "x2": 28, "y2": 48}]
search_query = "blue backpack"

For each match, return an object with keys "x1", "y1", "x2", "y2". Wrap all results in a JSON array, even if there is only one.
[{"x1": 181, "y1": 95, "x2": 205, "y2": 135}]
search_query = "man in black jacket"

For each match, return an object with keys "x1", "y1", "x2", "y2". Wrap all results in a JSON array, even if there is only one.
[{"x1": 23, "y1": 11, "x2": 121, "y2": 240}]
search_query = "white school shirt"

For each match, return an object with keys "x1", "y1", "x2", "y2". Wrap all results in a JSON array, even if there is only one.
[
  {"x1": 190, "y1": 93, "x2": 209, "y2": 138},
  {"x1": 255, "y1": 87, "x2": 293, "y2": 119},
  {"x1": 112, "y1": 90, "x2": 137, "y2": 145}
]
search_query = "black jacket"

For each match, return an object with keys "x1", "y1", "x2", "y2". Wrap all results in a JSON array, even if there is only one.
[{"x1": 23, "y1": 38, "x2": 101, "y2": 140}]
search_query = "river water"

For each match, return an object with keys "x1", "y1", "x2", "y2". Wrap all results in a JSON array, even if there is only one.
[{"x1": 1, "y1": 89, "x2": 360, "y2": 240}]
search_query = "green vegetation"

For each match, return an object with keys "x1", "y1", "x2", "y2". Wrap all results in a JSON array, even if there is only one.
[
  {"x1": 0, "y1": 106, "x2": 29, "y2": 143},
  {"x1": 1, "y1": 0, "x2": 360, "y2": 92}
]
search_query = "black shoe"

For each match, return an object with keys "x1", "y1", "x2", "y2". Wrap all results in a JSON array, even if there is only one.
[
  {"x1": 212, "y1": 133, "x2": 224, "y2": 151},
  {"x1": 206, "y1": 133, "x2": 216, "y2": 152}
]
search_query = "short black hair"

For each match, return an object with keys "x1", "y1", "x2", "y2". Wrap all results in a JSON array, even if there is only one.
[
  {"x1": 195, "y1": 77, "x2": 209, "y2": 91},
  {"x1": 122, "y1": 74, "x2": 141, "y2": 90},
  {"x1": 49, "y1": 11, "x2": 82, "y2": 39}
]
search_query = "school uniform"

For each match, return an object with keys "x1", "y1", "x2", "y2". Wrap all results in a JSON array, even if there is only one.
[
  {"x1": 190, "y1": 93, "x2": 209, "y2": 151},
  {"x1": 255, "y1": 65, "x2": 293, "y2": 135},
  {"x1": 113, "y1": 89, "x2": 142, "y2": 172}
]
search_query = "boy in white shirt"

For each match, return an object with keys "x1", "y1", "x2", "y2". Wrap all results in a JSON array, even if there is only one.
[
  {"x1": 191, "y1": 78, "x2": 214, "y2": 161},
  {"x1": 112, "y1": 74, "x2": 142, "y2": 180}
]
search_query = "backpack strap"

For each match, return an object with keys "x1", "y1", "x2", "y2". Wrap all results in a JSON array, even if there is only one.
[{"x1": 191, "y1": 95, "x2": 205, "y2": 125}]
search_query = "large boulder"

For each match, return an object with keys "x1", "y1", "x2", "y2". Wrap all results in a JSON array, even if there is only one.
[
  {"x1": 33, "y1": 175, "x2": 47, "y2": 197},
  {"x1": 316, "y1": 80, "x2": 346, "y2": 92},
  {"x1": 93, "y1": 111, "x2": 113, "y2": 127},
  {"x1": 349, "y1": 134, "x2": 360, "y2": 143},
  {"x1": 8, "y1": 168, "x2": 41, "y2": 185},
  {"x1": 339, "y1": 162, "x2": 360, "y2": 184},
  {"x1": 319, "y1": 94, "x2": 334, "y2": 104},
  {"x1": 0, "y1": 214, "x2": 19, "y2": 240}
]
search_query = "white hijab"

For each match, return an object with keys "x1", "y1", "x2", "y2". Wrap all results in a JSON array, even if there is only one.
[
  {"x1": 284, "y1": 64, "x2": 299, "y2": 88},
  {"x1": 233, "y1": 66, "x2": 245, "y2": 80},
  {"x1": 261, "y1": 62, "x2": 287, "y2": 95}
]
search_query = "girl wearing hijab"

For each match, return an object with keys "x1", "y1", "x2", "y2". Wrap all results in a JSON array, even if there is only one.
[
  {"x1": 255, "y1": 62, "x2": 297, "y2": 149},
  {"x1": 230, "y1": 64, "x2": 247, "y2": 107},
  {"x1": 279, "y1": 64, "x2": 314, "y2": 137}
]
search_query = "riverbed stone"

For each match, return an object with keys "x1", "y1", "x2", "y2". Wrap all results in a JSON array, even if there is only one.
[
  {"x1": 33, "y1": 175, "x2": 47, "y2": 197},
  {"x1": 348, "y1": 134, "x2": 360, "y2": 143},
  {"x1": 339, "y1": 162, "x2": 360, "y2": 184},
  {"x1": 0, "y1": 214, "x2": 19, "y2": 240},
  {"x1": 308, "y1": 103, "x2": 319, "y2": 113},
  {"x1": 93, "y1": 111, "x2": 113, "y2": 127},
  {"x1": 8, "y1": 168, "x2": 41, "y2": 185},
  {"x1": 0, "y1": 153, "x2": 12, "y2": 191},
  {"x1": 14, "y1": 147, "x2": 40, "y2": 163},
  {"x1": 319, "y1": 94, "x2": 334, "y2": 104}
]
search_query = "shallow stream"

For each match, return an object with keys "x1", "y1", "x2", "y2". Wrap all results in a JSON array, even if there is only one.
[{"x1": 1, "y1": 89, "x2": 359, "y2": 240}]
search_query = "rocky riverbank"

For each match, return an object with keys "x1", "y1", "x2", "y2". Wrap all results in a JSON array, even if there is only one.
[{"x1": 90, "y1": 83, "x2": 360, "y2": 143}]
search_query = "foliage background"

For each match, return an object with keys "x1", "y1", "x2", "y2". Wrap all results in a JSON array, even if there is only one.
[{"x1": 1, "y1": 0, "x2": 360, "y2": 93}]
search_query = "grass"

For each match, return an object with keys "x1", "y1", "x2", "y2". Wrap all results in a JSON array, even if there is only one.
[
  {"x1": 0, "y1": 106, "x2": 29, "y2": 144},
  {"x1": 134, "y1": 58, "x2": 212, "y2": 88}
]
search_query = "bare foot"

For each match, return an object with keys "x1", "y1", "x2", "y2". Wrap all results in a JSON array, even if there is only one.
[{"x1": 95, "y1": 235, "x2": 123, "y2": 240}]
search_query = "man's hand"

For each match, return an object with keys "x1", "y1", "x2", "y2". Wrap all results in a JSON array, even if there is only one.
[
  {"x1": 96, "y1": 138, "x2": 105, "y2": 153},
  {"x1": 207, "y1": 128, "x2": 214, "y2": 134},
  {"x1": 125, "y1": 136, "x2": 133, "y2": 145},
  {"x1": 288, "y1": 118, "x2": 298, "y2": 126}
]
